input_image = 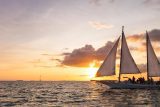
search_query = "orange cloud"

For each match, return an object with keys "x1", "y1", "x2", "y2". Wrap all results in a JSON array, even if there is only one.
[
  {"x1": 62, "y1": 42, "x2": 115, "y2": 67},
  {"x1": 127, "y1": 34, "x2": 144, "y2": 42},
  {"x1": 62, "y1": 45, "x2": 95, "y2": 67}
]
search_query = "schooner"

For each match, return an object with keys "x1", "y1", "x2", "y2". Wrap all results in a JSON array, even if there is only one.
[{"x1": 95, "y1": 27, "x2": 160, "y2": 89}]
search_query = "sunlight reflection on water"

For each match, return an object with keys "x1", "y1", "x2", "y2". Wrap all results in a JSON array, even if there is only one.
[{"x1": 0, "y1": 81, "x2": 160, "y2": 106}]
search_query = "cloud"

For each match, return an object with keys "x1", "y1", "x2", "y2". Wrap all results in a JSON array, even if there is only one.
[
  {"x1": 62, "y1": 45, "x2": 95, "y2": 67},
  {"x1": 95, "y1": 41, "x2": 115, "y2": 60},
  {"x1": 148, "y1": 29, "x2": 160, "y2": 41},
  {"x1": 62, "y1": 41, "x2": 115, "y2": 67},
  {"x1": 127, "y1": 34, "x2": 144, "y2": 42},
  {"x1": 127, "y1": 29, "x2": 160, "y2": 42},
  {"x1": 124, "y1": 29, "x2": 160, "y2": 53},
  {"x1": 89, "y1": 21, "x2": 114, "y2": 30}
]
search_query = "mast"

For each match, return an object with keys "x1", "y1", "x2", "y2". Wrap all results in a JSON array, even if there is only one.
[
  {"x1": 118, "y1": 26, "x2": 140, "y2": 82},
  {"x1": 119, "y1": 26, "x2": 124, "y2": 82},
  {"x1": 146, "y1": 31, "x2": 149, "y2": 81}
]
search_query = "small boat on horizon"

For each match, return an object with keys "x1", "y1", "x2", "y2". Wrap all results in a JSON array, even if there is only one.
[{"x1": 94, "y1": 26, "x2": 160, "y2": 89}]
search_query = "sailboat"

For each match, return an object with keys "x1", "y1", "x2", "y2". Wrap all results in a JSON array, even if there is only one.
[{"x1": 95, "y1": 27, "x2": 160, "y2": 89}]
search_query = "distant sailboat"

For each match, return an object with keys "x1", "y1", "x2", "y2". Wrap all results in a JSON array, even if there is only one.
[
  {"x1": 40, "y1": 75, "x2": 42, "y2": 82},
  {"x1": 95, "y1": 27, "x2": 160, "y2": 89}
]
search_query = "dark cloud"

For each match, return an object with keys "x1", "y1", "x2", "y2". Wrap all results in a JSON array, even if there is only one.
[
  {"x1": 95, "y1": 41, "x2": 114, "y2": 60},
  {"x1": 127, "y1": 29, "x2": 160, "y2": 42},
  {"x1": 62, "y1": 41, "x2": 114, "y2": 67},
  {"x1": 62, "y1": 45, "x2": 95, "y2": 67},
  {"x1": 126, "y1": 29, "x2": 160, "y2": 52},
  {"x1": 149, "y1": 29, "x2": 160, "y2": 41}
]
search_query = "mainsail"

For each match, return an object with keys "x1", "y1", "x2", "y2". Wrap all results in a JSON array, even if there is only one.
[
  {"x1": 120, "y1": 29, "x2": 140, "y2": 74},
  {"x1": 146, "y1": 31, "x2": 160, "y2": 77},
  {"x1": 96, "y1": 37, "x2": 120, "y2": 77}
]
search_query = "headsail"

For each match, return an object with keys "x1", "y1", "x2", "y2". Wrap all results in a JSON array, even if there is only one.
[
  {"x1": 146, "y1": 31, "x2": 160, "y2": 77},
  {"x1": 120, "y1": 28, "x2": 140, "y2": 74},
  {"x1": 96, "y1": 37, "x2": 120, "y2": 77}
]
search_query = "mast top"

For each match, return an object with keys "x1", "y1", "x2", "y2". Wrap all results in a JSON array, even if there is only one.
[
  {"x1": 122, "y1": 26, "x2": 124, "y2": 33},
  {"x1": 146, "y1": 30, "x2": 148, "y2": 35}
]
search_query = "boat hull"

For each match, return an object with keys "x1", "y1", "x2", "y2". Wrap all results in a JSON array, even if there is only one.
[{"x1": 98, "y1": 81, "x2": 160, "y2": 89}]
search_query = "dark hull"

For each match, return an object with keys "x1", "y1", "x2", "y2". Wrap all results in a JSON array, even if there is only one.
[{"x1": 98, "y1": 81, "x2": 160, "y2": 89}]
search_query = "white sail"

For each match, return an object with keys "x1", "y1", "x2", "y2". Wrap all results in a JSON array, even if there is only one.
[
  {"x1": 96, "y1": 37, "x2": 120, "y2": 77},
  {"x1": 120, "y1": 31, "x2": 140, "y2": 74},
  {"x1": 147, "y1": 32, "x2": 160, "y2": 77}
]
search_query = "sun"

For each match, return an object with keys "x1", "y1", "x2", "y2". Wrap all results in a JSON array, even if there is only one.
[{"x1": 87, "y1": 62, "x2": 98, "y2": 79}]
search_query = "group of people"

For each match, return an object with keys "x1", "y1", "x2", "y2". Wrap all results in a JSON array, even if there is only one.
[{"x1": 128, "y1": 76, "x2": 154, "y2": 84}]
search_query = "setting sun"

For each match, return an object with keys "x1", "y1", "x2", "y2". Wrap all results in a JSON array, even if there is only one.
[{"x1": 87, "y1": 62, "x2": 98, "y2": 79}]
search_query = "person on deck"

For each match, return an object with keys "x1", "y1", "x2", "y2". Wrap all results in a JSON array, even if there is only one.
[
  {"x1": 142, "y1": 77, "x2": 145, "y2": 84},
  {"x1": 128, "y1": 78, "x2": 132, "y2": 83},
  {"x1": 150, "y1": 77, "x2": 154, "y2": 84},
  {"x1": 132, "y1": 76, "x2": 135, "y2": 84}
]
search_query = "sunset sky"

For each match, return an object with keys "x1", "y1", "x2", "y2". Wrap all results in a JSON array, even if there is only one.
[{"x1": 0, "y1": 0, "x2": 160, "y2": 81}]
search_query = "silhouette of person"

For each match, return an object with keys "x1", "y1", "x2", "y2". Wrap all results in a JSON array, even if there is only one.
[
  {"x1": 128, "y1": 78, "x2": 132, "y2": 83},
  {"x1": 132, "y1": 76, "x2": 135, "y2": 83},
  {"x1": 150, "y1": 77, "x2": 153, "y2": 84}
]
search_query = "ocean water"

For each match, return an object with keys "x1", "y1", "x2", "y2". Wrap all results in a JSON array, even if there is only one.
[{"x1": 0, "y1": 81, "x2": 160, "y2": 107}]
